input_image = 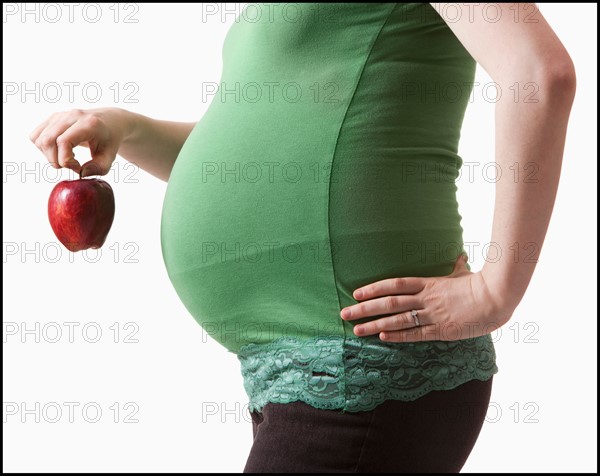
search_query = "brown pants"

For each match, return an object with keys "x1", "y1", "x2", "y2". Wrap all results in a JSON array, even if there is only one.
[{"x1": 244, "y1": 377, "x2": 493, "y2": 473}]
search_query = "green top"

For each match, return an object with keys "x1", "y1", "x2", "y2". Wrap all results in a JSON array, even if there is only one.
[{"x1": 161, "y1": 3, "x2": 497, "y2": 412}]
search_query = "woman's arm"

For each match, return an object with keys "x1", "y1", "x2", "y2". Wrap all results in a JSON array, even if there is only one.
[
  {"x1": 431, "y1": 2, "x2": 576, "y2": 312},
  {"x1": 113, "y1": 109, "x2": 196, "y2": 181},
  {"x1": 339, "y1": 4, "x2": 576, "y2": 341},
  {"x1": 30, "y1": 107, "x2": 196, "y2": 182}
]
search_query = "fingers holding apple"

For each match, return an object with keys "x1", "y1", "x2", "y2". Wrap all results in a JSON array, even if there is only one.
[
  {"x1": 30, "y1": 109, "x2": 123, "y2": 252},
  {"x1": 56, "y1": 118, "x2": 119, "y2": 179},
  {"x1": 30, "y1": 108, "x2": 121, "y2": 177}
]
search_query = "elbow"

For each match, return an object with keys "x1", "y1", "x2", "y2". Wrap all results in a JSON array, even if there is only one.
[
  {"x1": 537, "y1": 53, "x2": 577, "y2": 102},
  {"x1": 499, "y1": 51, "x2": 577, "y2": 105}
]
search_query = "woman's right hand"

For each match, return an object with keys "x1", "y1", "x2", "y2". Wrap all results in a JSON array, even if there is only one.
[{"x1": 29, "y1": 107, "x2": 133, "y2": 178}]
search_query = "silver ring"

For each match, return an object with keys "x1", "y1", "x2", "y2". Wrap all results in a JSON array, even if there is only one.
[{"x1": 411, "y1": 310, "x2": 420, "y2": 327}]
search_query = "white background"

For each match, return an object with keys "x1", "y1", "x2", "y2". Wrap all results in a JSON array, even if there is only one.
[{"x1": 3, "y1": 3, "x2": 597, "y2": 473}]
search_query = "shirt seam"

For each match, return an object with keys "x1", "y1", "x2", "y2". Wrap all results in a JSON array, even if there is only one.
[{"x1": 325, "y1": 3, "x2": 399, "y2": 411}]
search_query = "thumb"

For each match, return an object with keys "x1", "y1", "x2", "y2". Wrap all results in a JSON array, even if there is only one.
[
  {"x1": 80, "y1": 151, "x2": 115, "y2": 178},
  {"x1": 450, "y1": 252, "x2": 470, "y2": 276}
]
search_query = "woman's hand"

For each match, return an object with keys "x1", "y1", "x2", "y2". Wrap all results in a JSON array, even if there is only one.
[
  {"x1": 340, "y1": 254, "x2": 514, "y2": 342},
  {"x1": 29, "y1": 107, "x2": 133, "y2": 178},
  {"x1": 29, "y1": 108, "x2": 196, "y2": 182}
]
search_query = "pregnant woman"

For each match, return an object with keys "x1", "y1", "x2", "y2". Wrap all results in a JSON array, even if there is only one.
[{"x1": 30, "y1": 3, "x2": 575, "y2": 473}]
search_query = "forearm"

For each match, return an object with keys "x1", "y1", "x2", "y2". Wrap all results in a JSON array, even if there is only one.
[
  {"x1": 481, "y1": 68, "x2": 576, "y2": 313},
  {"x1": 430, "y1": 3, "x2": 578, "y2": 314},
  {"x1": 115, "y1": 108, "x2": 197, "y2": 182}
]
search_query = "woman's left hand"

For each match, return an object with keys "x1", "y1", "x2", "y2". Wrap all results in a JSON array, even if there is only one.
[{"x1": 340, "y1": 253, "x2": 513, "y2": 342}]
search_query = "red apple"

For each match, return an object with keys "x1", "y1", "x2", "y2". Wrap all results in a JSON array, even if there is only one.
[{"x1": 48, "y1": 178, "x2": 115, "y2": 252}]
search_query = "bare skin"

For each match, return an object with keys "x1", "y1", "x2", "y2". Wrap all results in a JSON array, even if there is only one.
[
  {"x1": 29, "y1": 3, "x2": 575, "y2": 343},
  {"x1": 29, "y1": 107, "x2": 195, "y2": 182}
]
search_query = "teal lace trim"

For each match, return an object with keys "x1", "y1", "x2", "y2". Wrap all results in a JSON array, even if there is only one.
[{"x1": 238, "y1": 335, "x2": 498, "y2": 413}]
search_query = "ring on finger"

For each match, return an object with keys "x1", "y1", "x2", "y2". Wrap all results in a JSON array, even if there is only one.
[{"x1": 411, "y1": 309, "x2": 420, "y2": 327}]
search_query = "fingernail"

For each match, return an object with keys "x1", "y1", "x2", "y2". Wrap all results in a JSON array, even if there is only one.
[
  {"x1": 354, "y1": 289, "x2": 363, "y2": 299},
  {"x1": 66, "y1": 159, "x2": 80, "y2": 170},
  {"x1": 341, "y1": 308, "x2": 351, "y2": 319}
]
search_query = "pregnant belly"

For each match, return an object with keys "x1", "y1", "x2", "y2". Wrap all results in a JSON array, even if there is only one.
[
  {"x1": 161, "y1": 117, "x2": 466, "y2": 354},
  {"x1": 161, "y1": 80, "x2": 472, "y2": 352}
]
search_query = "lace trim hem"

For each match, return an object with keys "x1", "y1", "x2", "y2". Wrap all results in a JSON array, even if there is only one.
[{"x1": 237, "y1": 334, "x2": 498, "y2": 413}]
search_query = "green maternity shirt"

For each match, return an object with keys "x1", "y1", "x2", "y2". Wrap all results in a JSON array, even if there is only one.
[{"x1": 161, "y1": 3, "x2": 498, "y2": 413}]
